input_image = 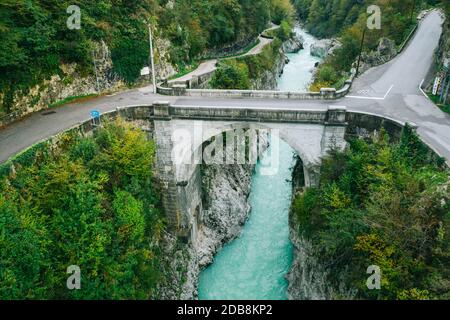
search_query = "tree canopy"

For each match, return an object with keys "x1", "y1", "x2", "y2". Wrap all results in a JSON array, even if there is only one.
[{"x1": 0, "y1": 119, "x2": 166, "y2": 299}]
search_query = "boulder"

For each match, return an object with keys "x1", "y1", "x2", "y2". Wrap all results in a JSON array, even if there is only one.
[
  {"x1": 283, "y1": 34, "x2": 304, "y2": 53},
  {"x1": 377, "y1": 38, "x2": 397, "y2": 57},
  {"x1": 310, "y1": 39, "x2": 341, "y2": 58}
]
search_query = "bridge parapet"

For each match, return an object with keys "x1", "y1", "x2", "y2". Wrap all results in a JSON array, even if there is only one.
[
  {"x1": 326, "y1": 106, "x2": 347, "y2": 125},
  {"x1": 156, "y1": 84, "x2": 353, "y2": 101},
  {"x1": 148, "y1": 102, "x2": 350, "y2": 125}
]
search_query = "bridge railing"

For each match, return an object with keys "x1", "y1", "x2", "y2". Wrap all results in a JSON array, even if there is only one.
[{"x1": 156, "y1": 83, "x2": 353, "y2": 100}]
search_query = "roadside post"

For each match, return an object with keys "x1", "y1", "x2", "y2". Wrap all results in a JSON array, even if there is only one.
[{"x1": 90, "y1": 109, "x2": 101, "y2": 127}]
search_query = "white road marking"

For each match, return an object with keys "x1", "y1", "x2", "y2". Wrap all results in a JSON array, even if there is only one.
[
  {"x1": 383, "y1": 85, "x2": 394, "y2": 99},
  {"x1": 345, "y1": 95, "x2": 385, "y2": 100},
  {"x1": 419, "y1": 79, "x2": 430, "y2": 99},
  {"x1": 347, "y1": 84, "x2": 394, "y2": 100}
]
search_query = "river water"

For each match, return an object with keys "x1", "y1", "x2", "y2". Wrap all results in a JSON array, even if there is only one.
[
  {"x1": 277, "y1": 25, "x2": 321, "y2": 91},
  {"x1": 198, "y1": 25, "x2": 321, "y2": 300}
]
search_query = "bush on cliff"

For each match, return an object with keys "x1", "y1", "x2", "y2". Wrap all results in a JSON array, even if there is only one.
[
  {"x1": 211, "y1": 38, "x2": 283, "y2": 89},
  {"x1": 210, "y1": 60, "x2": 251, "y2": 89}
]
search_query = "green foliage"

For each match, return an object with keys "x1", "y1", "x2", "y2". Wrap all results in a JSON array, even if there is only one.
[
  {"x1": 277, "y1": 20, "x2": 294, "y2": 42},
  {"x1": 292, "y1": 129, "x2": 450, "y2": 299},
  {"x1": 316, "y1": 65, "x2": 339, "y2": 85},
  {"x1": 211, "y1": 37, "x2": 283, "y2": 89},
  {"x1": 270, "y1": 0, "x2": 295, "y2": 25},
  {"x1": 210, "y1": 61, "x2": 251, "y2": 89},
  {"x1": 0, "y1": 119, "x2": 165, "y2": 299}
]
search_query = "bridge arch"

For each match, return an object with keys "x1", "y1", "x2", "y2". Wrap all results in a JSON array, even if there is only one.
[
  {"x1": 151, "y1": 105, "x2": 348, "y2": 240},
  {"x1": 172, "y1": 121, "x2": 322, "y2": 189}
]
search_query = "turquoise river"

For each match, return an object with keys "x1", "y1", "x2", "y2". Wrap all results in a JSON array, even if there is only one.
[{"x1": 198, "y1": 25, "x2": 321, "y2": 300}]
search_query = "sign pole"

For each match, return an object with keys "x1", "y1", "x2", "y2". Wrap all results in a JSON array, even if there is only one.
[
  {"x1": 148, "y1": 24, "x2": 157, "y2": 94},
  {"x1": 355, "y1": 27, "x2": 366, "y2": 77}
]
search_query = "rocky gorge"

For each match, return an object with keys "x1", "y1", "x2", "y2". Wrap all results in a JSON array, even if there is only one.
[{"x1": 157, "y1": 132, "x2": 269, "y2": 299}]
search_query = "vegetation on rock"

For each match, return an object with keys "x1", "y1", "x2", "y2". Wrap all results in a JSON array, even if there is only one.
[{"x1": 291, "y1": 127, "x2": 450, "y2": 299}]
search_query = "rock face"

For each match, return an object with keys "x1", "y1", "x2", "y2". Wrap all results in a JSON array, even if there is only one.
[
  {"x1": 156, "y1": 232, "x2": 200, "y2": 300},
  {"x1": 377, "y1": 37, "x2": 397, "y2": 57},
  {"x1": 287, "y1": 232, "x2": 333, "y2": 300},
  {"x1": 250, "y1": 48, "x2": 287, "y2": 90},
  {"x1": 286, "y1": 225, "x2": 357, "y2": 300},
  {"x1": 3, "y1": 40, "x2": 124, "y2": 120},
  {"x1": 197, "y1": 132, "x2": 269, "y2": 268},
  {"x1": 196, "y1": 164, "x2": 254, "y2": 267},
  {"x1": 357, "y1": 37, "x2": 398, "y2": 75},
  {"x1": 155, "y1": 37, "x2": 177, "y2": 80},
  {"x1": 283, "y1": 34, "x2": 304, "y2": 53},
  {"x1": 310, "y1": 39, "x2": 341, "y2": 58},
  {"x1": 287, "y1": 160, "x2": 357, "y2": 300}
]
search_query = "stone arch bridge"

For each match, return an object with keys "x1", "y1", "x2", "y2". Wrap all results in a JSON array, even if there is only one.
[{"x1": 108, "y1": 101, "x2": 413, "y2": 241}]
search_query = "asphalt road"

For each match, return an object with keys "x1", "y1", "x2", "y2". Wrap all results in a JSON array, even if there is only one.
[{"x1": 1, "y1": 10, "x2": 449, "y2": 164}]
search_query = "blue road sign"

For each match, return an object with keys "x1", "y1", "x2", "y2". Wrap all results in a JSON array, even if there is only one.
[{"x1": 90, "y1": 110, "x2": 100, "y2": 119}]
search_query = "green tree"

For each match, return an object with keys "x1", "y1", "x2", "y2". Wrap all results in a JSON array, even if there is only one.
[{"x1": 210, "y1": 61, "x2": 250, "y2": 89}]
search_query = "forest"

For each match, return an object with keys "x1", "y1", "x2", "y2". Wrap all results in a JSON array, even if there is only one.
[
  {"x1": 292, "y1": 127, "x2": 450, "y2": 299},
  {"x1": 0, "y1": 119, "x2": 167, "y2": 299}
]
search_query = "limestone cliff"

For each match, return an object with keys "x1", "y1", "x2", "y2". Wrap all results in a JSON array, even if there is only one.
[
  {"x1": 2, "y1": 40, "x2": 123, "y2": 123},
  {"x1": 250, "y1": 47, "x2": 288, "y2": 90},
  {"x1": 283, "y1": 33, "x2": 304, "y2": 54},
  {"x1": 310, "y1": 39, "x2": 341, "y2": 59},
  {"x1": 155, "y1": 232, "x2": 200, "y2": 300},
  {"x1": 196, "y1": 132, "x2": 269, "y2": 272},
  {"x1": 196, "y1": 163, "x2": 254, "y2": 268},
  {"x1": 357, "y1": 38, "x2": 398, "y2": 75},
  {"x1": 1, "y1": 37, "x2": 177, "y2": 127}
]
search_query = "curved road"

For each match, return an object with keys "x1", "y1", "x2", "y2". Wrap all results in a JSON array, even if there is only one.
[
  {"x1": 1, "y1": 10, "x2": 449, "y2": 164},
  {"x1": 168, "y1": 24, "x2": 279, "y2": 85}
]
